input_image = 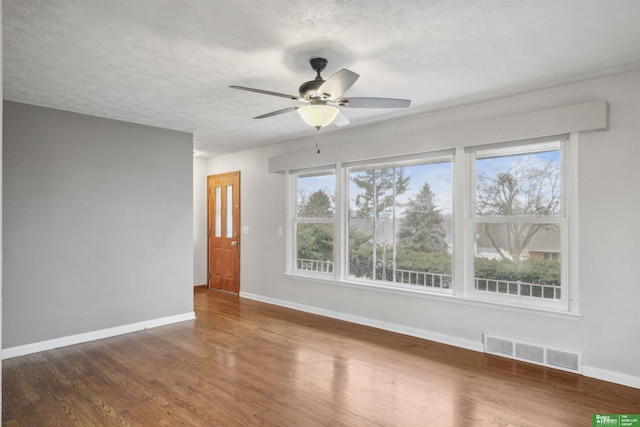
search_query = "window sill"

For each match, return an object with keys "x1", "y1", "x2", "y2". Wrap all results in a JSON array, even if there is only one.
[{"x1": 283, "y1": 272, "x2": 581, "y2": 321}]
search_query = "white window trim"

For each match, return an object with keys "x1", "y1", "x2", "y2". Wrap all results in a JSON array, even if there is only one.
[
  {"x1": 343, "y1": 154, "x2": 455, "y2": 292},
  {"x1": 288, "y1": 168, "x2": 337, "y2": 278},
  {"x1": 566, "y1": 132, "x2": 580, "y2": 313},
  {"x1": 285, "y1": 170, "x2": 293, "y2": 274},
  {"x1": 463, "y1": 136, "x2": 576, "y2": 312},
  {"x1": 335, "y1": 163, "x2": 347, "y2": 280}
]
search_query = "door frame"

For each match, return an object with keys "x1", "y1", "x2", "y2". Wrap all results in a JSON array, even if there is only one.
[{"x1": 207, "y1": 171, "x2": 241, "y2": 294}]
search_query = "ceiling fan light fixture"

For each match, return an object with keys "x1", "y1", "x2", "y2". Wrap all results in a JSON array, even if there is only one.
[
  {"x1": 297, "y1": 104, "x2": 340, "y2": 129},
  {"x1": 230, "y1": 57, "x2": 411, "y2": 130}
]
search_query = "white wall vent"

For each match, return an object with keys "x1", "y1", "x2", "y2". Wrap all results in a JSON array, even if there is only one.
[
  {"x1": 546, "y1": 349, "x2": 580, "y2": 372},
  {"x1": 515, "y1": 342, "x2": 545, "y2": 364},
  {"x1": 485, "y1": 335, "x2": 513, "y2": 356},
  {"x1": 484, "y1": 333, "x2": 582, "y2": 374}
]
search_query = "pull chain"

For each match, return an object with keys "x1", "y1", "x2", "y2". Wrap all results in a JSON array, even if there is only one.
[{"x1": 315, "y1": 129, "x2": 320, "y2": 154}]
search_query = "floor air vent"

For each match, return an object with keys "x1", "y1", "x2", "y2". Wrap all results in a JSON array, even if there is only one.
[{"x1": 484, "y1": 333, "x2": 582, "y2": 374}]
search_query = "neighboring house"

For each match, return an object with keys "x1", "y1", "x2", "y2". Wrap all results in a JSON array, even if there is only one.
[
  {"x1": 475, "y1": 225, "x2": 560, "y2": 262},
  {"x1": 528, "y1": 250, "x2": 560, "y2": 262},
  {"x1": 525, "y1": 228, "x2": 561, "y2": 262}
]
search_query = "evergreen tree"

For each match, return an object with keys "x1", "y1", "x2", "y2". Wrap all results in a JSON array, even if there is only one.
[
  {"x1": 397, "y1": 182, "x2": 447, "y2": 253},
  {"x1": 348, "y1": 226, "x2": 375, "y2": 279},
  {"x1": 297, "y1": 190, "x2": 334, "y2": 265},
  {"x1": 351, "y1": 168, "x2": 409, "y2": 219},
  {"x1": 297, "y1": 223, "x2": 333, "y2": 262},
  {"x1": 298, "y1": 190, "x2": 333, "y2": 218}
]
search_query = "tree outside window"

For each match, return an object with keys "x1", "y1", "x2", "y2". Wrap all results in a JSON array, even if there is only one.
[{"x1": 295, "y1": 172, "x2": 335, "y2": 274}]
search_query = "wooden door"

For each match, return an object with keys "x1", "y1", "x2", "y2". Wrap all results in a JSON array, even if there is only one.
[{"x1": 207, "y1": 172, "x2": 240, "y2": 294}]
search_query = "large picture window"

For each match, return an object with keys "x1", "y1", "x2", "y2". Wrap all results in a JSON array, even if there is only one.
[
  {"x1": 347, "y1": 157, "x2": 453, "y2": 291},
  {"x1": 287, "y1": 135, "x2": 573, "y2": 312},
  {"x1": 470, "y1": 139, "x2": 565, "y2": 304}
]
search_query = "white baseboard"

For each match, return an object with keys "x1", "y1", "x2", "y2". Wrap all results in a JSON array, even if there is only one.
[
  {"x1": 240, "y1": 292, "x2": 640, "y2": 390},
  {"x1": 583, "y1": 365, "x2": 640, "y2": 389},
  {"x1": 2, "y1": 312, "x2": 196, "y2": 360},
  {"x1": 240, "y1": 291, "x2": 484, "y2": 353}
]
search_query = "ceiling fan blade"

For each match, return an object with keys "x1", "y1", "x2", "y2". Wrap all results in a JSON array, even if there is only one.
[
  {"x1": 317, "y1": 69, "x2": 359, "y2": 100},
  {"x1": 230, "y1": 85, "x2": 300, "y2": 100},
  {"x1": 253, "y1": 107, "x2": 298, "y2": 119},
  {"x1": 332, "y1": 111, "x2": 351, "y2": 127},
  {"x1": 336, "y1": 97, "x2": 411, "y2": 108}
]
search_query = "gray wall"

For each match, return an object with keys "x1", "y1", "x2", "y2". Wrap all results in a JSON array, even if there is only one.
[
  {"x1": 3, "y1": 101, "x2": 194, "y2": 348},
  {"x1": 204, "y1": 70, "x2": 640, "y2": 387}
]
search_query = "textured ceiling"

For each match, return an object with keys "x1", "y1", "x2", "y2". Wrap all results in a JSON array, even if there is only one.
[{"x1": 3, "y1": 1, "x2": 640, "y2": 157}]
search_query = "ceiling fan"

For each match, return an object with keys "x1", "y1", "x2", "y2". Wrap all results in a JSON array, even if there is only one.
[{"x1": 230, "y1": 57, "x2": 411, "y2": 130}]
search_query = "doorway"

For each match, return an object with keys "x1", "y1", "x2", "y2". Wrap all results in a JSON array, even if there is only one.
[{"x1": 207, "y1": 171, "x2": 240, "y2": 294}]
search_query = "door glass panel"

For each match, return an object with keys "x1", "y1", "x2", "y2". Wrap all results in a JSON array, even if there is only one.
[
  {"x1": 226, "y1": 185, "x2": 234, "y2": 238},
  {"x1": 215, "y1": 187, "x2": 222, "y2": 237}
]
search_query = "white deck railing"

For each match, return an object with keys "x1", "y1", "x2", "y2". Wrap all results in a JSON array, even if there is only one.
[
  {"x1": 394, "y1": 269, "x2": 452, "y2": 289},
  {"x1": 297, "y1": 259, "x2": 334, "y2": 273},
  {"x1": 297, "y1": 259, "x2": 559, "y2": 300},
  {"x1": 474, "y1": 277, "x2": 560, "y2": 300}
]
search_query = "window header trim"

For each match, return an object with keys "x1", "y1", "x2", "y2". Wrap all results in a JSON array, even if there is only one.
[
  {"x1": 343, "y1": 148, "x2": 454, "y2": 170},
  {"x1": 465, "y1": 134, "x2": 567, "y2": 154},
  {"x1": 269, "y1": 100, "x2": 607, "y2": 173}
]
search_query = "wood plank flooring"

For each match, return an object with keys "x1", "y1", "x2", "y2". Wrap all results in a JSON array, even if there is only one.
[{"x1": 3, "y1": 288, "x2": 640, "y2": 426}]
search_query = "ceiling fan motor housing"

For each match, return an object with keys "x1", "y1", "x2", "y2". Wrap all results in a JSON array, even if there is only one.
[{"x1": 298, "y1": 79, "x2": 324, "y2": 99}]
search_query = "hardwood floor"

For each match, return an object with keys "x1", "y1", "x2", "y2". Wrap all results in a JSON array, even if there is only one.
[{"x1": 3, "y1": 288, "x2": 639, "y2": 426}]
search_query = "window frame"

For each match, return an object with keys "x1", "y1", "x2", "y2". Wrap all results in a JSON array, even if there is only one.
[
  {"x1": 466, "y1": 137, "x2": 571, "y2": 311},
  {"x1": 343, "y1": 154, "x2": 455, "y2": 293},
  {"x1": 285, "y1": 135, "x2": 579, "y2": 315},
  {"x1": 289, "y1": 168, "x2": 337, "y2": 278}
]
